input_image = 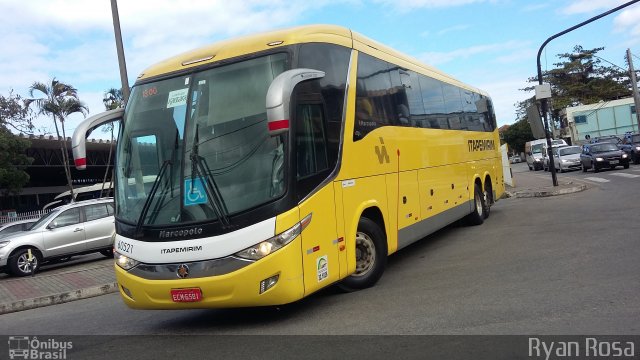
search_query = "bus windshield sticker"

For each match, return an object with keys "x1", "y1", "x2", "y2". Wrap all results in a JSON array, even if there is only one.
[
  {"x1": 167, "y1": 88, "x2": 189, "y2": 108},
  {"x1": 184, "y1": 177, "x2": 208, "y2": 206},
  {"x1": 317, "y1": 255, "x2": 328, "y2": 282},
  {"x1": 342, "y1": 179, "x2": 356, "y2": 188}
]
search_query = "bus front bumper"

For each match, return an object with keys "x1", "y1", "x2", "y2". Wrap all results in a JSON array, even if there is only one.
[{"x1": 115, "y1": 238, "x2": 304, "y2": 309}]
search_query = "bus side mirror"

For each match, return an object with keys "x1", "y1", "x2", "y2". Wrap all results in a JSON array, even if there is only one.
[
  {"x1": 265, "y1": 68, "x2": 325, "y2": 136},
  {"x1": 71, "y1": 108, "x2": 125, "y2": 170}
]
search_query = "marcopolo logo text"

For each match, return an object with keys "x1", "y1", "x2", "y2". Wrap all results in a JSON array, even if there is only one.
[{"x1": 159, "y1": 227, "x2": 203, "y2": 239}]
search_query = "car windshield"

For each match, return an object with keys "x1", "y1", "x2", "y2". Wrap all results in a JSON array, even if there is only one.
[
  {"x1": 116, "y1": 53, "x2": 289, "y2": 226},
  {"x1": 29, "y1": 210, "x2": 58, "y2": 229},
  {"x1": 559, "y1": 146, "x2": 581, "y2": 156},
  {"x1": 531, "y1": 144, "x2": 543, "y2": 154},
  {"x1": 591, "y1": 143, "x2": 618, "y2": 152}
]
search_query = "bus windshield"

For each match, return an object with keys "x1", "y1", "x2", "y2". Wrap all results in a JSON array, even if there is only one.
[{"x1": 115, "y1": 53, "x2": 289, "y2": 226}]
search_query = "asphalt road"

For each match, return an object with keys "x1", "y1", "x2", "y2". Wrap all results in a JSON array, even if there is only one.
[{"x1": 1, "y1": 165, "x2": 639, "y2": 336}]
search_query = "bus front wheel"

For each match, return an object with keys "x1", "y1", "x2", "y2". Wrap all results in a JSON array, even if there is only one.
[{"x1": 338, "y1": 217, "x2": 387, "y2": 292}]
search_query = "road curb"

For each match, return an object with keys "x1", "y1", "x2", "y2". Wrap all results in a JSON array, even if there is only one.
[
  {"x1": 0, "y1": 282, "x2": 118, "y2": 315},
  {"x1": 506, "y1": 184, "x2": 587, "y2": 198}
]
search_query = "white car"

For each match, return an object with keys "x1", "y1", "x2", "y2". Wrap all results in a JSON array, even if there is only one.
[
  {"x1": 553, "y1": 145, "x2": 582, "y2": 172},
  {"x1": 0, "y1": 199, "x2": 115, "y2": 276}
]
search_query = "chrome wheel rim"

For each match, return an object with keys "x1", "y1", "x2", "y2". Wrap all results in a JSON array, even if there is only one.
[
  {"x1": 353, "y1": 231, "x2": 376, "y2": 277},
  {"x1": 17, "y1": 253, "x2": 37, "y2": 274}
]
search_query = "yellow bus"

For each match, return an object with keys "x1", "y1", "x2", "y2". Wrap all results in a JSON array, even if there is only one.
[{"x1": 72, "y1": 24, "x2": 504, "y2": 309}]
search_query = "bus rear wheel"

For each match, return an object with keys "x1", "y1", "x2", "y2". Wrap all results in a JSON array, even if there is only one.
[
  {"x1": 464, "y1": 183, "x2": 485, "y2": 226},
  {"x1": 338, "y1": 217, "x2": 387, "y2": 292}
]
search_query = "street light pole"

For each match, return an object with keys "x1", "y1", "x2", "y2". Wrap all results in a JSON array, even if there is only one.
[
  {"x1": 110, "y1": 0, "x2": 130, "y2": 107},
  {"x1": 536, "y1": 0, "x2": 640, "y2": 186}
]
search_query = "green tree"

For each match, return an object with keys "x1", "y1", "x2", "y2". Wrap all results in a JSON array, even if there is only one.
[
  {"x1": 0, "y1": 91, "x2": 34, "y2": 193},
  {"x1": 99, "y1": 88, "x2": 124, "y2": 197},
  {"x1": 0, "y1": 128, "x2": 32, "y2": 194},
  {"x1": 103, "y1": 88, "x2": 124, "y2": 110},
  {"x1": 502, "y1": 119, "x2": 534, "y2": 154},
  {"x1": 0, "y1": 90, "x2": 34, "y2": 134},
  {"x1": 25, "y1": 79, "x2": 89, "y2": 200},
  {"x1": 516, "y1": 46, "x2": 631, "y2": 135}
]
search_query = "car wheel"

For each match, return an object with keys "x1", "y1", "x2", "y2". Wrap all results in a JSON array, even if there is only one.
[
  {"x1": 624, "y1": 163, "x2": 630, "y2": 169},
  {"x1": 338, "y1": 217, "x2": 387, "y2": 292},
  {"x1": 634, "y1": 155, "x2": 639, "y2": 165},
  {"x1": 100, "y1": 248, "x2": 114, "y2": 258},
  {"x1": 594, "y1": 164, "x2": 599, "y2": 173},
  {"x1": 8, "y1": 248, "x2": 42, "y2": 277},
  {"x1": 582, "y1": 163, "x2": 587, "y2": 172}
]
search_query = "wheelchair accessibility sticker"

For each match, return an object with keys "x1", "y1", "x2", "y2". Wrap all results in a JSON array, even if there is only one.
[{"x1": 184, "y1": 177, "x2": 207, "y2": 206}]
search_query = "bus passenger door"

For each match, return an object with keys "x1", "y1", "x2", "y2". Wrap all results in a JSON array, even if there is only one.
[{"x1": 295, "y1": 103, "x2": 341, "y2": 295}]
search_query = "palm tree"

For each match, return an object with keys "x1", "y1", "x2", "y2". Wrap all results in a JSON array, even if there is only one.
[
  {"x1": 25, "y1": 79, "x2": 89, "y2": 200},
  {"x1": 100, "y1": 88, "x2": 124, "y2": 197}
]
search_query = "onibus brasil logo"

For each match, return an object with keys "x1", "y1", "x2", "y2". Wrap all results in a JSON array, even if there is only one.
[{"x1": 8, "y1": 336, "x2": 72, "y2": 359}]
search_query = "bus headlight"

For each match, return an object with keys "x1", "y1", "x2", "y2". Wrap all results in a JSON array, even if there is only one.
[
  {"x1": 235, "y1": 213, "x2": 312, "y2": 260},
  {"x1": 115, "y1": 251, "x2": 140, "y2": 270}
]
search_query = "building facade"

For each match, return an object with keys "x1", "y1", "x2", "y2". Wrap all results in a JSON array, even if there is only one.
[{"x1": 562, "y1": 97, "x2": 639, "y2": 144}]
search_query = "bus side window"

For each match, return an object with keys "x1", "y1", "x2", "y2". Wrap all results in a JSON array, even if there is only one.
[{"x1": 296, "y1": 104, "x2": 329, "y2": 180}]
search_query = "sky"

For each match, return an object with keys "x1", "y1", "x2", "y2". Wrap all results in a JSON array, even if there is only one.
[{"x1": 2, "y1": 0, "x2": 640, "y2": 137}]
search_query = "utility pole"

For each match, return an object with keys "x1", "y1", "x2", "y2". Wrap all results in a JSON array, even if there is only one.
[
  {"x1": 110, "y1": 0, "x2": 130, "y2": 107},
  {"x1": 627, "y1": 48, "x2": 640, "y2": 131}
]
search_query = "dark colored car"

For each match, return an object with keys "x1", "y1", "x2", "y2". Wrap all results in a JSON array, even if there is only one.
[
  {"x1": 580, "y1": 142, "x2": 630, "y2": 173},
  {"x1": 623, "y1": 133, "x2": 640, "y2": 164},
  {"x1": 592, "y1": 135, "x2": 632, "y2": 155}
]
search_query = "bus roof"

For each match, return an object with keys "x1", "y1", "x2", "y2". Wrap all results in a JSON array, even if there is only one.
[{"x1": 136, "y1": 24, "x2": 487, "y2": 96}]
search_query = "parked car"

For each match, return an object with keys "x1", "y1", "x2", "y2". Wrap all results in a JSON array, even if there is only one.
[
  {"x1": 580, "y1": 142, "x2": 630, "y2": 173},
  {"x1": 623, "y1": 132, "x2": 640, "y2": 164},
  {"x1": 0, "y1": 219, "x2": 37, "y2": 238},
  {"x1": 551, "y1": 145, "x2": 582, "y2": 172},
  {"x1": 0, "y1": 198, "x2": 115, "y2": 276},
  {"x1": 509, "y1": 155, "x2": 521, "y2": 164}
]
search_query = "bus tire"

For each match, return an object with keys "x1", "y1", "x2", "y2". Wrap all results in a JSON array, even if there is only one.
[
  {"x1": 464, "y1": 183, "x2": 485, "y2": 226},
  {"x1": 338, "y1": 217, "x2": 387, "y2": 292},
  {"x1": 483, "y1": 181, "x2": 492, "y2": 219}
]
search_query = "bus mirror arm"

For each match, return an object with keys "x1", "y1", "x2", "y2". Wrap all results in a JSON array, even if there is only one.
[
  {"x1": 71, "y1": 108, "x2": 125, "y2": 170},
  {"x1": 265, "y1": 68, "x2": 325, "y2": 136}
]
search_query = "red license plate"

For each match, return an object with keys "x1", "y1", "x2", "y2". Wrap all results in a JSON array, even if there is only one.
[{"x1": 170, "y1": 288, "x2": 202, "y2": 302}]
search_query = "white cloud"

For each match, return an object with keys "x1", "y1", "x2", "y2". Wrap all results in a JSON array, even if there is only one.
[
  {"x1": 478, "y1": 79, "x2": 530, "y2": 126},
  {"x1": 418, "y1": 40, "x2": 524, "y2": 66},
  {"x1": 560, "y1": 0, "x2": 628, "y2": 15},
  {"x1": 374, "y1": 0, "x2": 493, "y2": 11},
  {"x1": 437, "y1": 24, "x2": 471, "y2": 36}
]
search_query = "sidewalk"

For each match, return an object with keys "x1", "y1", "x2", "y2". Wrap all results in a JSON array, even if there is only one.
[
  {"x1": 505, "y1": 170, "x2": 588, "y2": 198},
  {"x1": 0, "y1": 260, "x2": 117, "y2": 315}
]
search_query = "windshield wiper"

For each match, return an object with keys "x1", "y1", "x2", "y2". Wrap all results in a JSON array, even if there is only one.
[
  {"x1": 135, "y1": 159, "x2": 172, "y2": 236},
  {"x1": 190, "y1": 124, "x2": 232, "y2": 228}
]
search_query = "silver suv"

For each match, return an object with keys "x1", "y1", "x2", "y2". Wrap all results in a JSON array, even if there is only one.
[{"x1": 0, "y1": 198, "x2": 115, "y2": 276}]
